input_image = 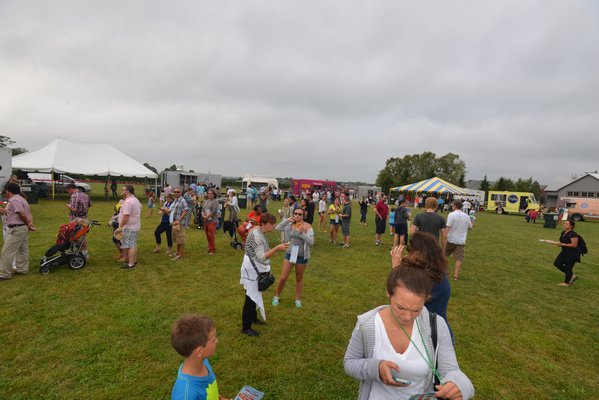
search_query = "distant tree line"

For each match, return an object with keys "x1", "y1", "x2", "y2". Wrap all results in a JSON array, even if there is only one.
[{"x1": 479, "y1": 175, "x2": 542, "y2": 198}]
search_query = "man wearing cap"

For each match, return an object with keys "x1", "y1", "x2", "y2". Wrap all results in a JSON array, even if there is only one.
[
  {"x1": 114, "y1": 185, "x2": 142, "y2": 269},
  {"x1": 0, "y1": 182, "x2": 35, "y2": 280}
]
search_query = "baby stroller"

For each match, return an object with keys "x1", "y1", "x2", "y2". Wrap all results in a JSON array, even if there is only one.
[
  {"x1": 223, "y1": 218, "x2": 243, "y2": 250},
  {"x1": 39, "y1": 219, "x2": 99, "y2": 274}
]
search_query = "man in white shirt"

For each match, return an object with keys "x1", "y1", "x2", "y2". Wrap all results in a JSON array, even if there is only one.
[{"x1": 446, "y1": 200, "x2": 473, "y2": 280}]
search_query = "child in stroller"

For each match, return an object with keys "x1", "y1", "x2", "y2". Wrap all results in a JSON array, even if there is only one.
[{"x1": 39, "y1": 218, "x2": 99, "y2": 274}]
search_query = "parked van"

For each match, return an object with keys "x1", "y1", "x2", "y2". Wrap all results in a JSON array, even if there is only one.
[
  {"x1": 561, "y1": 197, "x2": 599, "y2": 221},
  {"x1": 487, "y1": 191, "x2": 540, "y2": 214}
]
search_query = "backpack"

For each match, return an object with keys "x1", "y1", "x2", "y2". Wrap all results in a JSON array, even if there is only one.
[{"x1": 578, "y1": 234, "x2": 588, "y2": 256}]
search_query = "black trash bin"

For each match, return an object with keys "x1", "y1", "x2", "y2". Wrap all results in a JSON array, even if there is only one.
[
  {"x1": 238, "y1": 193, "x2": 247, "y2": 209},
  {"x1": 21, "y1": 184, "x2": 39, "y2": 204},
  {"x1": 543, "y1": 213, "x2": 558, "y2": 228}
]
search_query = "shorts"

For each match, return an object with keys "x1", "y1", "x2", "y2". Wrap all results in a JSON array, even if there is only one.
[
  {"x1": 445, "y1": 242, "x2": 465, "y2": 261},
  {"x1": 375, "y1": 217, "x2": 386, "y2": 234},
  {"x1": 284, "y1": 252, "x2": 309, "y2": 265},
  {"x1": 330, "y1": 219, "x2": 340, "y2": 226},
  {"x1": 341, "y1": 221, "x2": 351, "y2": 236},
  {"x1": 121, "y1": 229, "x2": 139, "y2": 249},
  {"x1": 172, "y1": 224, "x2": 185, "y2": 245},
  {"x1": 395, "y1": 222, "x2": 408, "y2": 237}
]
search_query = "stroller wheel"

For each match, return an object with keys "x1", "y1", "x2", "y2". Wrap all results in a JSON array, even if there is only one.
[
  {"x1": 39, "y1": 266, "x2": 50, "y2": 275},
  {"x1": 69, "y1": 255, "x2": 86, "y2": 270},
  {"x1": 235, "y1": 243, "x2": 243, "y2": 250}
]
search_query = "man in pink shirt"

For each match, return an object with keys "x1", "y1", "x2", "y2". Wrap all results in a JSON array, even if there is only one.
[
  {"x1": 0, "y1": 182, "x2": 35, "y2": 280},
  {"x1": 114, "y1": 185, "x2": 142, "y2": 269}
]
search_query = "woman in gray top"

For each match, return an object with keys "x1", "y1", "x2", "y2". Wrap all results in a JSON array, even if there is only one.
[
  {"x1": 344, "y1": 256, "x2": 474, "y2": 400},
  {"x1": 272, "y1": 208, "x2": 314, "y2": 308},
  {"x1": 202, "y1": 188, "x2": 219, "y2": 254}
]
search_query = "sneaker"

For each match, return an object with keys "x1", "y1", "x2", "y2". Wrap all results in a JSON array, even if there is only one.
[
  {"x1": 375, "y1": 241, "x2": 381, "y2": 246},
  {"x1": 121, "y1": 263, "x2": 136, "y2": 270},
  {"x1": 272, "y1": 297, "x2": 280, "y2": 306},
  {"x1": 343, "y1": 244, "x2": 350, "y2": 248},
  {"x1": 172, "y1": 255, "x2": 182, "y2": 261},
  {"x1": 241, "y1": 328, "x2": 260, "y2": 337},
  {"x1": 569, "y1": 275, "x2": 578, "y2": 284},
  {"x1": 295, "y1": 299, "x2": 302, "y2": 308}
]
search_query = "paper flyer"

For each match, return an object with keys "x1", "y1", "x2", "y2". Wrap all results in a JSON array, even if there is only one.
[
  {"x1": 539, "y1": 239, "x2": 559, "y2": 244},
  {"x1": 234, "y1": 385, "x2": 264, "y2": 400}
]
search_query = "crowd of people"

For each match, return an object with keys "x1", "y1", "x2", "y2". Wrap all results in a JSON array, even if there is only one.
[{"x1": 2, "y1": 177, "x2": 589, "y2": 400}]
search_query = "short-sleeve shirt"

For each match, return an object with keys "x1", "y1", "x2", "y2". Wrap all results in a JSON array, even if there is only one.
[
  {"x1": 412, "y1": 212, "x2": 446, "y2": 241},
  {"x1": 170, "y1": 197, "x2": 190, "y2": 225},
  {"x1": 5, "y1": 194, "x2": 32, "y2": 225},
  {"x1": 375, "y1": 200, "x2": 389, "y2": 220},
  {"x1": 394, "y1": 206, "x2": 409, "y2": 224},
  {"x1": 171, "y1": 359, "x2": 219, "y2": 400},
  {"x1": 69, "y1": 191, "x2": 90, "y2": 219},
  {"x1": 342, "y1": 203, "x2": 352, "y2": 222},
  {"x1": 328, "y1": 204, "x2": 341, "y2": 221},
  {"x1": 119, "y1": 195, "x2": 142, "y2": 231},
  {"x1": 446, "y1": 210, "x2": 472, "y2": 245}
]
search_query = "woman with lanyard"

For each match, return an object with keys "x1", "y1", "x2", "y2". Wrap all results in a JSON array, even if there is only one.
[
  {"x1": 272, "y1": 208, "x2": 314, "y2": 308},
  {"x1": 344, "y1": 255, "x2": 474, "y2": 400},
  {"x1": 553, "y1": 219, "x2": 580, "y2": 287},
  {"x1": 153, "y1": 193, "x2": 175, "y2": 255},
  {"x1": 328, "y1": 197, "x2": 342, "y2": 244},
  {"x1": 240, "y1": 213, "x2": 288, "y2": 337}
]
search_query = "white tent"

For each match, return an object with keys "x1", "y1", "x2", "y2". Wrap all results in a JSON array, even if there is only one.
[{"x1": 12, "y1": 138, "x2": 158, "y2": 178}]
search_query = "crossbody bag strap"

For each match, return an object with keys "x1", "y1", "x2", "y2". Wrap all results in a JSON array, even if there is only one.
[{"x1": 429, "y1": 311, "x2": 440, "y2": 387}]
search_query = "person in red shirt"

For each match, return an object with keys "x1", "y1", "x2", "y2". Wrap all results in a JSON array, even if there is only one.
[{"x1": 374, "y1": 194, "x2": 389, "y2": 245}]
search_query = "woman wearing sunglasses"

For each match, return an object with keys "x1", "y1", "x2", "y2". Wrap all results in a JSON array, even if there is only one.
[
  {"x1": 344, "y1": 256, "x2": 474, "y2": 400},
  {"x1": 272, "y1": 208, "x2": 314, "y2": 308}
]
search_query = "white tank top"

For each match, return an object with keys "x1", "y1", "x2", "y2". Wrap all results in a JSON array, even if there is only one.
[{"x1": 369, "y1": 312, "x2": 430, "y2": 399}]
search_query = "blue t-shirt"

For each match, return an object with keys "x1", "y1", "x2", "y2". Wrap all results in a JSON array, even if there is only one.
[{"x1": 171, "y1": 359, "x2": 219, "y2": 400}]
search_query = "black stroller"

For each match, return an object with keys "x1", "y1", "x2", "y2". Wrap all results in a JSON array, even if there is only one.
[
  {"x1": 39, "y1": 219, "x2": 99, "y2": 274},
  {"x1": 222, "y1": 218, "x2": 243, "y2": 250}
]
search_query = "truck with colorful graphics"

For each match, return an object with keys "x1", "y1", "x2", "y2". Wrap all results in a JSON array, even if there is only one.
[{"x1": 487, "y1": 191, "x2": 540, "y2": 214}]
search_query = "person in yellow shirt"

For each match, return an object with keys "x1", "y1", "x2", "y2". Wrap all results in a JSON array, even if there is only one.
[{"x1": 328, "y1": 197, "x2": 342, "y2": 244}]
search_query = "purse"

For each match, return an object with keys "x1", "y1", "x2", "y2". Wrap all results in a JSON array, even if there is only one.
[{"x1": 249, "y1": 257, "x2": 275, "y2": 291}]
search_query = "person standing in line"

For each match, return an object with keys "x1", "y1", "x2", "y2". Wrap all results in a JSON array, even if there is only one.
[
  {"x1": 445, "y1": 200, "x2": 473, "y2": 280},
  {"x1": 328, "y1": 197, "x2": 342, "y2": 244},
  {"x1": 170, "y1": 188, "x2": 189, "y2": 261},
  {"x1": 153, "y1": 193, "x2": 174, "y2": 255},
  {"x1": 203, "y1": 188, "x2": 219, "y2": 255},
  {"x1": 393, "y1": 197, "x2": 410, "y2": 247},
  {"x1": 410, "y1": 197, "x2": 447, "y2": 252},
  {"x1": 340, "y1": 194, "x2": 352, "y2": 248},
  {"x1": 114, "y1": 185, "x2": 142, "y2": 270},
  {"x1": 240, "y1": 213, "x2": 288, "y2": 336},
  {"x1": 0, "y1": 182, "x2": 35, "y2": 281},
  {"x1": 273, "y1": 208, "x2": 314, "y2": 308},
  {"x1": 278, "y1": 197, "x2": 293, "y2": 243},
  {"x1": 374, "y1": 194, "x2": 389, "y2": 246},
  {"x1": 359, "y1": 196, "x2": 368, "y2": 226},
  {"x1": 318, "y1": 195, "x2": 328, "y2": 233},
  {"x1": 66, "y1": 183, "x2": 92, "y2": 258},
  {"x1": 553, "y1": 219, "x2": 580, "y2": 287}
]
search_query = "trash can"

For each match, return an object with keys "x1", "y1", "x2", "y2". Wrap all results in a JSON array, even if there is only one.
[
  {"x1": 543, "y1": 213, "x2": 558, "y2": 228},
  {"x1": 238, "y1": 193, "x2": 247, "y2": 209},
  {"x1": 21, "y1": 184, "x2": 39, "y2": 204}
]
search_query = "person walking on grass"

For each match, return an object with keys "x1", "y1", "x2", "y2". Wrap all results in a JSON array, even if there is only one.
[
  {"x1": 410, "y1": 197, "x2": 447, "y2": 252},
  {"x1": 145, "y1": 191, "x2": 156, "y2": 218},
  {"x1": 273, "y1": 208, "x2": 314, "y2": 308},
  {"x1": 553, "y1": 219, "x2": 580, "y2": 287},
  {"x1": 359, "y1": 196, "x2": 368, "y2": 226},
  {"x1": 340, "y1": 194, "x2": 352, "y2": 248},
  {"x1": 114, "y1": 185, "x2": 142, "y2": 270},
  {"x1": 445, "y1": 200, "x2": 473, "y2": 281},
  {"x1": 318, "y1": 196, "x2": 328, "y2": 233}
]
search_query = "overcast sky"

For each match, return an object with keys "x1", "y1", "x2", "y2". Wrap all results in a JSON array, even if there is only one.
[{"x1": 1, "y1": 1, "x2": 598, "y2": 189}]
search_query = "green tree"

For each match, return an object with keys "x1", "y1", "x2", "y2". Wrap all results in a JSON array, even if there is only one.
[
  {"x1": 165, "y1": 164, "x2": 177, "y2": 171},
  {"x1": 0, "y1": 135, "x2": 27, "y2": 155},
  {"x1": 479, "y1": 175, "x2": 490, "y2": 196},
  {"x1": 143, "y1": 163, "x2": 158, "y2": 174},
  {"x1": 375, "y1": 152, "x2": 467, "y2": 192},
  {"x1": 493, "y1": 177, "x2": 515, "y2": 191}
]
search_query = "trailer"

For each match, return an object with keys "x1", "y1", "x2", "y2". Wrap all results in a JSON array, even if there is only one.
[
  {"x1": 356, "y1": 185, "x2": 381, "y2": 200},
  {"x1": 289, "y1": 178, "x2": 336, "y2": 195},
  {"x1": 161, "y1": 170, "x2": 222, "y2": 189},
  {"x1": 241, "y1": 175, "x2": 279, "y2": 191},
  {"x1": 0, "y1": 148, "x2": 11, "y2": 189}
]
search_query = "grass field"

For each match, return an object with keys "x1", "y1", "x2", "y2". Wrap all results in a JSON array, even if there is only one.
[{"x1": 1, "y1": 186, "x2": 598, "y2": 399}]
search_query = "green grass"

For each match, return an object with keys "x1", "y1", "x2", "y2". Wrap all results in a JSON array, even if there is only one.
[{"x1": 1, "y1": 189, "x2": 598, "y2": 399}]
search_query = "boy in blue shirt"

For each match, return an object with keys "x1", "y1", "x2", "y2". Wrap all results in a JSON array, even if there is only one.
[{"x1": 171, "y1": 314, "x2": 228, "y2": 400}]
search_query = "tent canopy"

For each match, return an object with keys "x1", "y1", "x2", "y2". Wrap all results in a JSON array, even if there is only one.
[
  {"x1": 391, "y1": 177, "x2": 468, "y2": 195},
  {"x1": 12, "y1": 139, "x2": 158, "y2": 178}
]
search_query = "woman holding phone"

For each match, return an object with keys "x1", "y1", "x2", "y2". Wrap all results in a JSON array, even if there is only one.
[
  {"x1": 344, "y1": 255, "x2": 474, "y2": 400},
  {"x1": 272, "y1": 208, "x2": 314, "y2": 308},
  {"x1": 328, "y1": 197, "x2": 342, "y2": 244}
]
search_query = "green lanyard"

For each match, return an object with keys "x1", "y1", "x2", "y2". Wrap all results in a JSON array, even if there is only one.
[{"x1": 389, "y1": 307, "x2": 443, "y2": 384}]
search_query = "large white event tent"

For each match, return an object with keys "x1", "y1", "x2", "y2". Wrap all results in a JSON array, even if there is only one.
[{"x1": 13, "y1": 139, "x2": 158, "y2": 196}]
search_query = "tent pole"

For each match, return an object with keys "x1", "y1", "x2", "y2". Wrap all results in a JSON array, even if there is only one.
[{"x1": 51, "y1": 170, "x2": 55, "y2": 199}]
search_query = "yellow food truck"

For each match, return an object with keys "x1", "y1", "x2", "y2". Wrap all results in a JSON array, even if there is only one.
[{"x1": 487, "y1": 191, "x2": 540, "y2": 214}]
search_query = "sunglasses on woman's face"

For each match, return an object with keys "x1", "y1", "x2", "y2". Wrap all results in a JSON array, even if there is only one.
[{"x1": 294, "y1": 213, "x2": 304, "y2": 216}]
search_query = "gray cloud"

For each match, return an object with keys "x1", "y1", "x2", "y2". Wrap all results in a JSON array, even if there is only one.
[{"x1": 1, "y1": 0, "x2": 598, "y2": 188}]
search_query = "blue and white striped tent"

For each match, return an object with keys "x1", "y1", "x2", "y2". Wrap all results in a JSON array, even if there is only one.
[{"x1": 391, "y1": 177, "x2": 468, "y2": 195}]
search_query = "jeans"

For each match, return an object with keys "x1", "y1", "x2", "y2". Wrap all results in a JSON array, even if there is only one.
[{"x1": 154, "y1": 221, "x2": 173, "y2": 247}]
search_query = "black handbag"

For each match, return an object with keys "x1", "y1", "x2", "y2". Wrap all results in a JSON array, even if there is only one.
[{"x1": 249, "y1": 257, "x2": 275, "y2": 291}]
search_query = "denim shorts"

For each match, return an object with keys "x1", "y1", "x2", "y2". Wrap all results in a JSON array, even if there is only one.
[{"x1": 284, "y1": 252, "x2": 309, "y2": 265}]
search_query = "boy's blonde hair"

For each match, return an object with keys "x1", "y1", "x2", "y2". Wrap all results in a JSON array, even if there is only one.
[{"x1": 171, "y1": 314, "x2": 214, "y2": 357}]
